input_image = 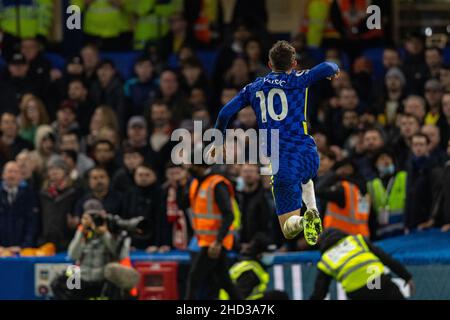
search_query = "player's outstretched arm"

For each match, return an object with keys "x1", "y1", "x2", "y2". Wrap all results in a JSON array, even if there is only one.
[{"x1": 301, "y1": 61, "x2": 340, "y2": 86}]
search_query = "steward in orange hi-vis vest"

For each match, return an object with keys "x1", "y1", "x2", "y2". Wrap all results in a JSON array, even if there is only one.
[
  {"x1": 324, "y1": 180, "x2": 370, "y2": 236},
  {"x1": 189, "y1": 174, "x2": 235, "y2": 250}
]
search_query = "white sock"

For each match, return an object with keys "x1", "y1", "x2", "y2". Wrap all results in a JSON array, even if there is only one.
[
  {"x1": 302, "y1": 180, "x2": 318, "y2": 211},
  {"x1": 283, "y1": 215, "x2": 303, "y2": 236}
]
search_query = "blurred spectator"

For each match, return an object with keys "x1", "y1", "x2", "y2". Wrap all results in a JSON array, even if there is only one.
[
  {"x1": 352, "y1": 128, "x2": 386, "y2": 181},
  {"x1": 224, "y1": 57, "x2": 251, "y2": 89},
  {"x1": 367, "y1": 149, "x2": 406, "y2": 239},
  {"x1": 67, "y1": 79, "x2": 96, "y2": 135},
  {"x1": 392, "y1": 113, "x2": 421, "y2": 169},
  {"x1": 244, "y1": 37, "x2": 270, "y2": 78},
  {"x1": 0, "y1": 112, "x2": 34, "y2": 168},
  {"x1": 437, "y1": 92, "x2": 450, "y2": 149},
  {"x1": 72, "y1": 0, "x2": 123, "y2": 50},
  {"x1": 421, "y1": 124, "x2": 446, "y2": 166},
  {"x1": 0, "y1": 1, "x2": 53, "y2": 58},
  {"x1": 403, "y1": 95, "x2": 426, "y2": 124},
  {"x1": 123, "y1": 116, "x2": 150, "y2": 157},
  {"x1": 132, "y1": 0, "x2": 181, "y2": 50},
  {"x1": 235, "y1": 164, "x2": 275, "y2": 246},
  {"x1": 424, "y1": 79, "x2": 443, "y2": 125},
  {"x1": 120, "y1": 164, "x2": 170, "y2": 252},
  {"x1": 86, "y1": 106, "x2": 120, "y2": 152},
  {"x1": 60, "y1": 131, "x2": 95, "y2": 177},
  {"x1": 89, "y1": 60, "x2": 126, "y2": 132},
  {"x1": 318, "y1": 158, "x2": 370, "y2": 237},
  {"x1": 112, "y1": 146, "x2": 144, "y2": 194},
  {"x1": 402, "y1": 33, "x2": 427, "y2": 95},
  {"x1": 75, "y1": 167, "x2": 122, "y2": 217},
  {"x1": 18, "y1": 94, "x2": 49, "y2": 144},
  {"x1": 424, "y1": 47, "x2": 443, "y2": 80},
  {"x1": 159, "y1": 12, "x2": 197, "y2": 62},
  {"x1": 234, "y1": 106, "x2": 257, "y2": 131},
  {"x1": 180, "y1": 57, "x2": 209, "y2": 94},
  {"x1": 15, "y1": 150, "x2": 42, "y2": 191},
  {"x1": 80, "y1": 44, "x2": 100, "y2": 86},
  {"x1": 0, "y1": 161, "x2": 39, "y2": 250},
  {"x1": 29, "y1": 125, "x2": 56, "y2": 174},
  {"x1": 92, "y1": 140, "x2": 119, "y2": 178},
  {"x1": 164, "y1": 162, "x2": 191, "y2": 250},
  {"x1": 375, "y1": 67, "x2": 406, "y2": 128},
  {"x1": 20, "y1": 39, "x2": 51, "y2": 95},
  {"x1": 192, "y1": 106, "x2": 212, "y2": 131},
  {"x1": 60, "y1": 149, "x2": 84, "y2": 186},
  {"x1": 440, "y1": 64, "x2": 450, "y2": 92},
  {"x1": 404, "y1": 133, "x2": 433, "y2": 231},
  {"x1": 382, "y1": 47, "x2": 401, "y2": 74},
  {"x1": 0, "y1": 53, "x2": 38, "y2": 113},
  {"x1": 51, "y1": 101, "x2": 80, "y2": 140},
  {"x1": 212, "y1": 22, "x2": 252, "y2": 93},
  {"x1": 151, "y1": 70, "x2": 190, "y2": 124},
  {"x1": 147, "y1": 101, "x2": 177, "y2": 179},
  {"x1": 315, "y1": 150, "x2": 337, "y2": 214},
  {"x1": 419, "y1": 139, "x2": 450, "y2": 232},
  {"x1": 38, "y1": 155, "x2": 83, "y2": 251},
  {"x1": 124, "y1": 56, "x2": 158, "y2": 117}
]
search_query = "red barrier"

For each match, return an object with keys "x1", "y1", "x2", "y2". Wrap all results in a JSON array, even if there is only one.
[{"x1": 133, "y1": 262, "x2": 179, "y2": 300}]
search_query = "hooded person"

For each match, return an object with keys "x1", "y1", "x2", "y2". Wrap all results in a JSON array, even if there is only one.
[{"x1": 310, "y1": 228, "x2": 414, "y2": 300}]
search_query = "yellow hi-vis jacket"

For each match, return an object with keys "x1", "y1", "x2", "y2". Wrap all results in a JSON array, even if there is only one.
[{"x1": 317, "y1": 234, "x2": 384, "y2": 293}]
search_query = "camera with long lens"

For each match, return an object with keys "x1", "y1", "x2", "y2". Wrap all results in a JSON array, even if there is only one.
[
  {"x1": 84, "y1": 199, "x2": 149, "y2": 235},
  {"x1": 88, "y1": 212, "x2": 149, "y2": 235}
]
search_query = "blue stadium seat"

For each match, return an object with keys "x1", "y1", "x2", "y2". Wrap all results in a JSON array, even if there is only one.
[
  {"x1": 443, "y1": 46, "x2": 450, "y2": 64},
  {"x1": 362, "y1": 47, "x2": 384, "y2": 79},
  {"x1": 100, "y1": 51, "x2": 142, "y2": 80},
  {"x1": 44, "y1": 52, "x2": 66, "y2": 71}
]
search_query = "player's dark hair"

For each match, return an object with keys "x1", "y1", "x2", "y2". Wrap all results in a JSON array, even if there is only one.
[{"x1": 268, "y1": 40, "x2": 296, "y2": 72}]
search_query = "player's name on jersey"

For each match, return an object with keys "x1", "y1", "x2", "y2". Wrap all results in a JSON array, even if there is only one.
[{"x1": 263, "y1": 78, "x2": 286, "y2": 86}]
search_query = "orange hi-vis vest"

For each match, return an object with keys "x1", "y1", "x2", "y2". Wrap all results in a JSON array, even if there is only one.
[
  {"x1": 189, "y1": 174, "x2": 235, "y2": 250},
  {"x1": 324, "y1": 181, "x2": 370, "y2": 236}
]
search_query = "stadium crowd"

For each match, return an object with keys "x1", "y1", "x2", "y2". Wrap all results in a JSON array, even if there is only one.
[{"x1": 0, "y1": 0, "x2": 450, "y2": 256}]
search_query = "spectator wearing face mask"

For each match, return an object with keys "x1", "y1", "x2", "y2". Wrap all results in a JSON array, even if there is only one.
[{"x1": 367, "y1": 149, "x2": 406, "y2": 239}]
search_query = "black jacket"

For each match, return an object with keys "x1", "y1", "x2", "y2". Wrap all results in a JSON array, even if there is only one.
[
  {"x1": 236, "y1": 183, "x2": 275, "y2": 245},
  {"x1": 0, "y1": 181, "x2": 39, "y2": 247},
  {"x1": 39, "y1": 184, "x2": 83, "y2": 251},
  {"x1": 405, "y1": 156, "x2": 434, "y2": 229},
  {"x1": 120, "y1": 184, "x2": 170, "y2": 249}
]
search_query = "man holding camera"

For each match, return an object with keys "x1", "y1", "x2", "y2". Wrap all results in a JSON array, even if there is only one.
[{"x1": 52, "y1": 199, "x2": 117, "y2": 300}]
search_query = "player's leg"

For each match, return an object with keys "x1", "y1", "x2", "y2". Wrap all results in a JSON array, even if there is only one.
[
  {"x1": 300, "y1": 149, "x2": 323, "y2": 245},
  {"x1": 271, "y1": 178, "x2": 304, "y2": 239},
  {"x1": 278, "y1": 209, "x2": 304, "y2": 239},
  {"x1": 301, "y1": 179, "x2": 318, "y2": 211}
]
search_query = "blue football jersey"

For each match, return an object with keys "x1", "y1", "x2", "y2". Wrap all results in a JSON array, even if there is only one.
[{"x1": 215, "y1": 61, "x2": 339, "y2": 178}]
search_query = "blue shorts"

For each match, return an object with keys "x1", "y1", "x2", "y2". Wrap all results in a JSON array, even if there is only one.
[{"x1": 270, "y1": 149, "x2": 320, "y2": 215}]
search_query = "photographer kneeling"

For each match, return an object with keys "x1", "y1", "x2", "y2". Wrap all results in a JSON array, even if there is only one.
[{"x1": 52, "y1": 199, "x2": 118, "y2": 300}]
